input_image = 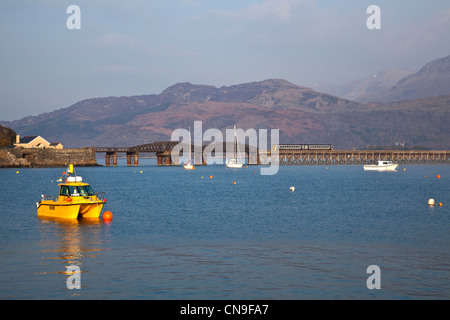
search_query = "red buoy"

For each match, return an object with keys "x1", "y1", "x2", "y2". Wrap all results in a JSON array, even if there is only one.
[{"x1": 103, "y1": 211, "x2": 113, "y2": 221}]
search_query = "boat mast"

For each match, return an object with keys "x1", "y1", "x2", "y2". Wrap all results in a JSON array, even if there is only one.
[
  {"x1": 188, "y1": 127, "x2": 191, "y2": 163},
  {"x1": 233, "y1": 125, "x2": 237, "y2": 161}
]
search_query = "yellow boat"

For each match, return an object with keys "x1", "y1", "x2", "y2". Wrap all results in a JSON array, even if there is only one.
[{"x1": 36, "y1": 165, "x2": 106, "y2": 220}]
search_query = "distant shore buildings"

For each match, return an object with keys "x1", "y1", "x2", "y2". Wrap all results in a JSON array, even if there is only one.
[{"x1": 14, "y1": 135, "x2": 63, "y2": 149}]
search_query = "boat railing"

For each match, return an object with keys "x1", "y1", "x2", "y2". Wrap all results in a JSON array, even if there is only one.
[
  {"x1": 96, "y1": 192, "x2": 105, "y2": 201},
  {"x1": 42, "y1": 195, "x2": 57, "y2": 201}
]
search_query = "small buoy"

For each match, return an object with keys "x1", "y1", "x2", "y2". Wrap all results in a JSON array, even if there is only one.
[
  {"x1": 403, "y1": 168, "x2": 406, "y2": 171},
  {"x1": 245, "y1": 166, "x2": 248, "y2": 168},
  {"x1": 232, "y1": 181, "x2": 236, "y2": 184},
  {"x1": 201, "y1": 176, "x2": 203, "y2": 179},
  {"x1": 140, "y1": 171, "x2": 143, "y2": 173},
  {"x1": 439, "y1": 202, "x2": 443, "y2": 207},
  {"x1": 437, "y1": 175, "x2": 441, "y2": 179},
  {"x1": 209, "y1": 175, "x2": 213, "y2": 179},
  {"x1": 428, "y1": 198, "x2": 435, "y2": 206},
  {"x1": 290, "y1": 186, "x2": 295, "y2": 191},
  {"x1": 103, "y1": 211, "x2": 113, "y2": 221},
  {"x1": 16, "y1": 171, "x2": 19, "y2": 174},
  {"x1": 253, "y1": 172, "x2": 256, "y2": 174}
]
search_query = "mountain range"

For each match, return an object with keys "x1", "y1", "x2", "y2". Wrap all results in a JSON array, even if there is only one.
[
  {"x1": 2, "y1": 55, "x2": 450, "y2": 150},
  {"x1": 312, "y1": 68, "x2": 415, "y2": 101},
  {"x1": 315, "y1": 55, "x2": 450, "y2": 103}
]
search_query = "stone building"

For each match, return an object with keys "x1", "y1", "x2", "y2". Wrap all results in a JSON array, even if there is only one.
[{"x1": 14, "y1": 135, "x2": 63, "y2": 149}]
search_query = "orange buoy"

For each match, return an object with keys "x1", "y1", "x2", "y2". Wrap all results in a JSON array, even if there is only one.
[
  {"x1": 437, "y1": 175, "x2": 441, "y2": 179},
  {"x1": 209, "y1": 175, "x2": 213, "y2": 179},
  {"x1": 103, "y1": 211, "x2": 113, "y2": 221},
  {"x1": 439, "y1": 202, "x2": 443, "y2": 207},
  {"x1": 232, "y1": 181, "x2": 236, "y2": 184}
]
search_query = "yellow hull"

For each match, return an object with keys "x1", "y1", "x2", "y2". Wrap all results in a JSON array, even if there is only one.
[{"x1": 37, "y1": 201, "x2": 104, "y2": 220}]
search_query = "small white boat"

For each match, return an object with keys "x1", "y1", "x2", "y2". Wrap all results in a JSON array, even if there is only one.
[
  {"x1": 363, "y1": 160, "x2": 398, "y2": 171},
  {"x1": 226, "y1": 125, "x2": 243, "y2": 169},
  {"x1": 183, "y1": 162, "x2": 194, "y2": 170},
  {"x1": 225, "y1": 159, "x2": 243, "y2": 169}
]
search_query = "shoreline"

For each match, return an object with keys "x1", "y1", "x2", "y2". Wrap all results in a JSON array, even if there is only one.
[{"x1": 0, "y1": 148, "x2": 99, "y2": 168}]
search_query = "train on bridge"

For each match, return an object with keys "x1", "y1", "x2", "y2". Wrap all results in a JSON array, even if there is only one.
[{"x1": 274, "y1": 144, "x2": 333, "y2": 151}]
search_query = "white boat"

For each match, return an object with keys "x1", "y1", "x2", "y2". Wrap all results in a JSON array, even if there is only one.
[
  {"x1": 183, "y1": 127, "x2": 195, "y2": 170},
  {"x1": 226, "y1": 159, "x2": 243, "y2": 169},
  {"x1": 226, "y1": 125, "x2": 243, "y2": 168},
  {"x1": 183, "y1": 162, "x2": 194, "y2": 170},
  {"x1": 363, "y1": 160, "x2": 398, "y2": 171}
]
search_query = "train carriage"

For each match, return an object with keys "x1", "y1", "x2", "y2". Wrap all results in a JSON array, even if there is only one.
[{"x1": 275, "y1": 144, "x2": 333, "y2": 151}]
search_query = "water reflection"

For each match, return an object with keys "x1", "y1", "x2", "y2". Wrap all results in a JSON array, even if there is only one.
[{"x1": 37, "y1": 217, "x2": 106, "y2": 286}]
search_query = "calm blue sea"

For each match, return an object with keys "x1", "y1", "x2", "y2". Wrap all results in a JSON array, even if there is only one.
[{"x1": 0, "y1": 160, "x2": 449, "y2": 299}]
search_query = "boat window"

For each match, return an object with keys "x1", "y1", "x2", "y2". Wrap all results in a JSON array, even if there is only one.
[
  {"x1": 66, "y1": 185, "x2": 95, "y2": 196},
  {"x1": 68, "y1": 186, "x2": 80, "y2": 196},
  {"x1": 80, "y1": 185, "x2": 95, "y2": 196},
  {"x1": 59, "y1": 186, "x2": 70, "y2": 196}
]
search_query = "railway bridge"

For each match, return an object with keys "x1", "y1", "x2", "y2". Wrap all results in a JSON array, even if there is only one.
[
  {"x1": 94, "y1": 141, "x2": 261, "y2": 166},
  {"x1": 263, "y1": 149, "x2": 450, "y2": 165},
  {"x1": 94, "y1": 142, "x2": 449, "y2": 166}
]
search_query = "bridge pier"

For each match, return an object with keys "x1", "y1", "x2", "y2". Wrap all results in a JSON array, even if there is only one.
[
  {"x1": 105, "y1": 151, "x2": 117, "y2": 166},
  {"x1": 126, "y1": 152, "x2": 139, "y2": 166},
  {"x1": 194, "y1": 152, "x2": 202, "y2": 166},
  {"x1": 157, "y1": 154, "x2": 163, "y2": 166},
  {"x1": 164, "y1": 154, "x2": 172, "y2": 165},
  {"x1": 248, "y1": 151, "x2": 260, "y2": 165},
  {"x1": 157, "y1": 152, "x2": 173, "y2": 166}
]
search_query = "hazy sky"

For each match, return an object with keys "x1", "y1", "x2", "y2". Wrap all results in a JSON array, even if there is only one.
[{"x1": 1, "y1": 0, "x2": 450, "y2": 121}]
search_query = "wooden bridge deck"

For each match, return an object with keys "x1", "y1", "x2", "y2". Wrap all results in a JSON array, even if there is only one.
[{"x1": 261, "y1": 149, "x2": 449, "y2": 165}]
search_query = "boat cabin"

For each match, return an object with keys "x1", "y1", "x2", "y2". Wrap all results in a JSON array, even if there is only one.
[{"x1": 59, "y1": 183, "x2": 96, "y2": 197}]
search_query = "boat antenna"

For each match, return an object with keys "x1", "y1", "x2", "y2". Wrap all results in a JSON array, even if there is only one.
[{"x1": 67, "y1": 163, "x2": 76, "y2": 178}]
